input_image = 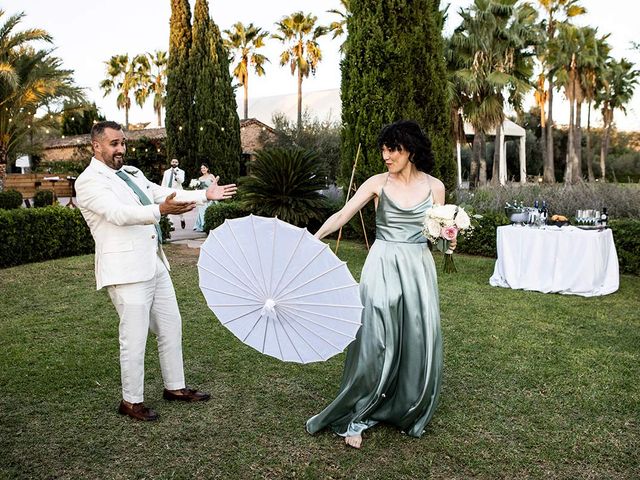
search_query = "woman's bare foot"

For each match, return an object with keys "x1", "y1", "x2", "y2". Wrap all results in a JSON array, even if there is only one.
[{"x1": 344, "y1": 435, "x2": 362, "y2": 449}]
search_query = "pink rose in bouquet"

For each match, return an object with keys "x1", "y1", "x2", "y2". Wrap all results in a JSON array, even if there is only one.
[{"x1": 441, "y1": 225, "x2": 459, "y2": 241}]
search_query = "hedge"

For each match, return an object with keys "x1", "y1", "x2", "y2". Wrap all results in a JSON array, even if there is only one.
[
  {"x1": 456, "y1": 211, "x2": 510, "y2": 258},
  {"x1": 160, "y1": 215, "x2": 173, "y2": 243},
  {"x1": 33, "y1": 190, "x2": 55, "y2": 207},
  {"x1": 0, "y1": 206, "x2": 94, "y2": 268},
  {"x1": 203, "y1": 201, "x2": 250, "y2": 232},
  {"x1": 0, "y1": 189, "x2": 23, "y2": 210},
  {"x1": 2, "y1": 202, "x2": 636, "y2": 276},
  {"x1": 609, "y1": 219, "x2": 640, "y2": 275},
  {"x1": 202, "y1": 200, "x2": 365, "y2": 240}
]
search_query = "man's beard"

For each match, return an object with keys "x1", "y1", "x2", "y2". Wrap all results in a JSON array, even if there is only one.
[{"x1": 106, "y1": 154, "x2": 124, "y2": 170}]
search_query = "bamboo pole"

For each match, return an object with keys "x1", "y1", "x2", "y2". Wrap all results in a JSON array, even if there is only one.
[{"x1": 335, "y1": 143, "x2": 361, "y2": 255}]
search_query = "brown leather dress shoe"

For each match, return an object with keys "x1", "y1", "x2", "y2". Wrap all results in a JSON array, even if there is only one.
[
  {"x1": 163, "y1": 388, "x2": 210, "y2": 402},
  {"x1": 118, "y1": 400, "x2": 159, "y2": 421}
]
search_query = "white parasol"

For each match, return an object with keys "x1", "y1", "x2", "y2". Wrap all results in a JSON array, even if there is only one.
[{"x1": 197, "y1": 215, "x2": 363, "y2": 363}]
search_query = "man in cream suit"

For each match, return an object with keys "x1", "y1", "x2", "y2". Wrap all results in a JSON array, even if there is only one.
[
  {"x1": 161, "y1": 158, "x2": 186, "y2": 229},
  {"x1": 76, "y1": 121, "x2": 236, "y2": 421}
]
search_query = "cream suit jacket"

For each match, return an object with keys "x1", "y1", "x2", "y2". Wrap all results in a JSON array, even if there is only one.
[{"x1": 76, "y1": 158, "x2": 207, "y2": 290}]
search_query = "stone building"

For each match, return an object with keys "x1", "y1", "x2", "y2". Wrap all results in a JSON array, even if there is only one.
[
  {"x1": 38, "y1": 120, "x2": 276, "y2": 168},
  {"x1": 1, "y1": 119, "x2": 276, "y2": 197}
]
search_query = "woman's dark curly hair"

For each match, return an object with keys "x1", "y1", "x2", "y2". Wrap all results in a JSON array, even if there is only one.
[{"x1": 377, "y1": 120, "x2": 434, "y2": 173}]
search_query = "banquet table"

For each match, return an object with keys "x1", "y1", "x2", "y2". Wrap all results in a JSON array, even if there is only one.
[{"x1": 489, "y1": 225, "x2": 619, "y2": 297}]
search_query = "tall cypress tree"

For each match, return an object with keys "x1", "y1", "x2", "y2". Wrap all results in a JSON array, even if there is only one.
[
  {"x1": 341, "y1": 0, "x2": 455, "y2": 194},
  {"x1": 166, "y1": 0, "x2": 193, "y2": 164},
  {"x1": 190, "y1": 0, "x2": 241, "y2": 183}
]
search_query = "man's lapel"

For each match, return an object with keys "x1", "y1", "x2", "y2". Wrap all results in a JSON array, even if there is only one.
[{"x1": 93, "y1": 160, "x2": 144, "y2": 205}]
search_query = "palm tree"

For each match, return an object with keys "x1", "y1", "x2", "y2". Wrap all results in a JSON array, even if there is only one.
[
  {"x1": 450, "y1": 0, "x2": 538, "y2": 187},
  {"x1": 0, "y1": 10, "x2": 84, "y2": 169},
  {"x1": 554, "y1": 23, "x2": 582, "y2": 183},
  {"x1": 444, "y1": 35, "x2": 470, "y2": 183},
  {"x1": 581, "y1": 32, "x2": 610, "y2": 182},
  {"x1": 272, "y1": 12, "x2": 327, "y2": 132},
  {"x1": 327, "y1": 0, "x2": 350, "y2": 53},
  {"x1": 223, "y1": 22, "x2": 269, "y2": 120},
  {"x1": 99, "y1": 53, "x2": 150, "y2": 129},
  {"x1": 147, "y1": 50, "x2": 167, "y2": 127},
  {"x1": 595, "y1": 58, "x2": 638, "y2": 181},
  {"x1": 534, "y1": 0, "x2": 586, "y2": 183},
  {"x1": 240, "y1": 147, "x2": 329, "y2": 226},
  {"x1": 555, "y1": 26, "x2": 609, "y2": 183}
]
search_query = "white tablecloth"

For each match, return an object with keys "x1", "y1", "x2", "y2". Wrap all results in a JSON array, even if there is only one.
[{"x1": 489, "y1": 225, "x2": 619, "y2": 297}]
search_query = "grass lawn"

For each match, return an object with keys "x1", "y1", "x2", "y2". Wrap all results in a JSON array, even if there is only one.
[{"x1": 1, "y1": 241, "x2": 638, "y2": 479}]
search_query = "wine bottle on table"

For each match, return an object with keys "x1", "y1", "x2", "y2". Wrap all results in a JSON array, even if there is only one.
[
  {"x1": 600, "y1": 207, "x2": 608, "y2": 227},
  {"x1": 540, "y1": 201, "x2": 548, "y2": 225},
  {"x1": 531, "y1": 199, "x2": 539, "y2": 226}
]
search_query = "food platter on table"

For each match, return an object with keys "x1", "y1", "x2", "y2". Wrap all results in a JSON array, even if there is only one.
[{"x1": 547, "y1": 214, "x2": 570, "y2": 227}]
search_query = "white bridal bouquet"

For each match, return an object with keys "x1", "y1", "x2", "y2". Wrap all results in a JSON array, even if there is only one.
[
  {"x1": 188, "y1": 179, "x2": 201, "y2": 189},
  {"x1": 422, "y1": 204, "x2": 471, "y2": 273}
]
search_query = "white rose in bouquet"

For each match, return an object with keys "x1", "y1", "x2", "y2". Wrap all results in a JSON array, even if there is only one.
[
  {"x1": 454, "y1": 208, "x2": 471, "y2": 229},
  {"x1": 425, "y1": 218, "x2": 441, "y2": 241}
]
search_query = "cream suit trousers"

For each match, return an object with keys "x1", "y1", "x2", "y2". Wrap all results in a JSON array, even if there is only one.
[{"x1": 107, "y1": 255, "x2": 186, "y2": 403}]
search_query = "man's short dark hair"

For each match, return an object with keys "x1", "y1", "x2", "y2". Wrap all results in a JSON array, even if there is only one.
[
  {"x1": 91, "y1": 120, "x2": 123, "y2": 141},
  {"x1": 377, "y1": 120, "x2": 435, "y2": 174}
]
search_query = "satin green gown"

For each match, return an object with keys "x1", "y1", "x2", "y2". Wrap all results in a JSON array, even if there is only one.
[
  {"x1": 193, "y1": 178, "x2": 213, "y2": 232},
  {"x1": 306, "y1": 188, "x2": 443, "y2": 438}
]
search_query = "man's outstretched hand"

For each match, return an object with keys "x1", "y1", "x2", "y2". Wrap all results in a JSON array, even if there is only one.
[
  {"x1": 159, "y1": 192, "x2": 197, "y2": 215},
  {"x1": 206, "y1": 176, "x2": 237, "y2": 201}
]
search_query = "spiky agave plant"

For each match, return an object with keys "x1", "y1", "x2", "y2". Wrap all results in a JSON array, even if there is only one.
[{"x1": 240, "y1": 147, "x2": 329, "y2": 226}]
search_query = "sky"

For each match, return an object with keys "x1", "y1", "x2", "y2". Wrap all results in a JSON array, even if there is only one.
[{"x1": 7, "y1": 0, "x2": 640, "y2": 131}]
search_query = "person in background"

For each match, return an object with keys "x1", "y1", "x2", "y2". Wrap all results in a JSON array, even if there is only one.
[
  {"x1": 192, "y1": 163, "x2": 217, "y2": 232},
  {"x1": 161, "y1": 158, "x2": 186, "y2": 229},
  {"x1": 75, "y1": 121, "x2": 237, "y2": 421}
]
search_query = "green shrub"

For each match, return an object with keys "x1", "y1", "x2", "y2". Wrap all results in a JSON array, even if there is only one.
[
  {"x1": 457, "y1": 183, "x2": 640, "y2": 219},
  {"x1": 456, "y1": 210, "x2": 510, "y2": 257},
  {"x1": 240, "y1": 147, "x2": 330, "y2": 227},
  {"x1": 33, "y1": 190, "x2": 55, "y2": 207},
  {"x1": 200, "y1": 199, "x2": 362, "y2": 240},
  {"x1": 203, "y1": 201, "x2": 250, "y2": 232},
  {"x1": 609, "y1": 219, "x2": 640, "y2": 275},
  {"x1": 0, "y1": 189, "x2": 23, "y2": 210},
  {"x1": 159, "y1": 215, "x2": 172, "y2": 243},
  {"x1": 270, "y1": 112, "x2": 341, "y2": 183},
  {"x1": 0, "y1": 206, "x2": 94, "y2": 268}
]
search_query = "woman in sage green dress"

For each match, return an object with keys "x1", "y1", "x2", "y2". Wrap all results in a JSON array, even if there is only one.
[
  {"x1": 306, "y1": 120, "x2": 447, "y2": 449},
  {"x1": 193, "y1": 163, "x2": 217, "y2": 232}
]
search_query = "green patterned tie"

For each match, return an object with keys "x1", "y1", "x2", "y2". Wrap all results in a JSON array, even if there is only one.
[
  {"x1": 168, "y1": 169, "x2": 173, "y2": 188},
  {"x1": 115, "y1": 170, "x2": 162, "y2": 244}
]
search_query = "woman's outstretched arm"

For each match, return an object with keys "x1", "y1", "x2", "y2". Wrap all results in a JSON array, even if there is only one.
[{"x1": 315, "y1": 175, "x2": 383, "y2": 240}]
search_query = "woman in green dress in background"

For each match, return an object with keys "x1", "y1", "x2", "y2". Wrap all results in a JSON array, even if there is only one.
[
  {"x1": 193, "y1": 163, "x2": 217, "y2": 232},
  {"x1": 306, "y1": 120, "x2": 447, "y2": 449}
]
